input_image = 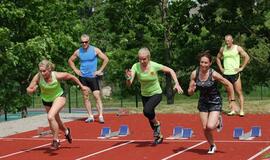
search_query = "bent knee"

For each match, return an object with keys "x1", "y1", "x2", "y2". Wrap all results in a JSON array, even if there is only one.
[{"x1": 47, "y1": 114, "x2": 56, "y2": 121}]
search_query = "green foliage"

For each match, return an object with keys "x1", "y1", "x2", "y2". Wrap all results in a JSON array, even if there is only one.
[{"x1": 0, "y1": 0, "x2": 269, "y2": 114}]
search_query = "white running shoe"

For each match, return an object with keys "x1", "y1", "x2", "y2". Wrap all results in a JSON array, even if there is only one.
[{"x1": 208, "y1": 144, "x2": 217, "y2": 154}]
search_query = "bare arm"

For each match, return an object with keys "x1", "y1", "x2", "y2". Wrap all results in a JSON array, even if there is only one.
[
  {"x1": 237, "y1": 46, "x2": 250, "y2": 72},
  {"x1": 26, "y1": 73, "x2": 39, "y2": 95},
  {"x1": 95, "y1": 47, "x2": 109, "y2": 76},
  {"x1": 68, "y1": 49, "x2": 82, "y2": 76},
  {"x1": 216, "y1": 47, "x2": 224, "y2": 73},
  {"x1": 55, "y1": 72, "x2": 88, "y2": 91},
  {"x1": 212, "y1": 71, "x2": 238, "y2": 109},
  {"x1": 161, "y1": 66, "x2": 183, "y2": 94},
  {"x1": 187, "y1": 71, "x2": 196, "y2": 96},
  {"x1": 125, "y1": 69, "x2": 135, "y2": 87}
]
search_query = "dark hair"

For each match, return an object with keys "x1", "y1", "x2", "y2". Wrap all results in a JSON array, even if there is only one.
[{"x1": 197, "y1": 50, "x2": 212, "y2": 63}]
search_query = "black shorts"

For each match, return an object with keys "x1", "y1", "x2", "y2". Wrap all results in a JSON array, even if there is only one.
[
  {"x1": 224, "y1": 73, "x2": 240, "y2": 84},
  {"x1": 42, "y1": 92, "x2": 66, "y2": 107},
  {"x1": 197, "y1": 103, "x2": 222, "y2": 112},
  {"x1": 79, "y1": 76, "x2": 100, "y2": 91}
]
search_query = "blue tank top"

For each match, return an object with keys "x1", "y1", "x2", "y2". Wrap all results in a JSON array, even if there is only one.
[
  {"x1": 78, "y1": 45, "x2": 97, "y2": 78},
  {"x1": 195, "y1": 68, "x2": 222, "y2": 105}
]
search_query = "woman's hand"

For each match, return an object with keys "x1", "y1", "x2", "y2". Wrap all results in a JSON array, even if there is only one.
[{"x1": 174, "y1": 84, "x2": 183, "y2": 94}]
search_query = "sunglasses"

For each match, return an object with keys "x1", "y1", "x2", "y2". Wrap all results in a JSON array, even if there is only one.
[{"x1": 81, "y1": 41, "x2": 88, "y2": 44}]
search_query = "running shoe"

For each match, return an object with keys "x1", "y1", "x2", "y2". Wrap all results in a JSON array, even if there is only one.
[
  {"x1": 65, "y1": 128, "x2": 72, "y2": 143},
  {"x1": 208, "y1": 144, "x2": 217, "y2": 154},
  {"x1": 239, "y1": 111, "x2": 245, "y2": 117},
  {"x1": 154, "y1": 134, "x2": 163, "y2": 144},
  {"x1": 85, "y1": 116, "x2": 94, "y2": 123},
  {"x1": 99, "y1": 116, "x2": 105, "y2": 124},
  {"x1": 51, "y1": 140, "x2": 60, "y2": 150},
  {"x1": 217, "y1": 115, "x2": 223, "y2": 132},
  {"x1": 227, "y1": 110, "x2": 236, "y2": 116}
]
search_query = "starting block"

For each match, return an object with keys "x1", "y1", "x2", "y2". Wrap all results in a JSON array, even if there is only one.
[
  {"x1": 234, "y1": 126, "x2": 262, "y2": 140},
  {"x1": 166, "y1": 126, "x2": 193, "y2": 139},
  {"x1": 33, "y1": 127, "x2": 52, "y2": 138},
  {"x1": 233, "y1": 128, "x2": 244, "y2": 139},
  {"x1": 98, "y1": 125, "x2": 129, "y2": 139}
]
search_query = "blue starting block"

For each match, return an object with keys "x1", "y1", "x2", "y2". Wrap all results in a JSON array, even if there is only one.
[
  {"x1": 166, "y1": 126, "x2": 193, "y2": 139},
  {"x1": 98, "y1": 125, "x2": 129, "y2": 139},
  {"x1": 118, "y1": 125, "x2": 129, "y2": 136},
  {"x1": 251, "y1": 126, "x2": 261, "y2": 137},
  {"x1": 233, "y1": 128, "x2": 244, "y2": 139},
  {"x1": 100, "y1": 127, "x2": 111, "y2": 138},
  {"x1": 173, "y1": 126, "x2": 183, "y2": 137},
  {"x1": 182, "y1": 128, "x2": 193, "y2": 139}
]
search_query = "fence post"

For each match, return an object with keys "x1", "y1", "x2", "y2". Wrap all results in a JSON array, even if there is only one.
[
  {"x1": 68, "y1": 86, "x2": 71, "y2": 113},
  {"x1": 75, "y1": 86, "x2": 78, "y2": 108}
]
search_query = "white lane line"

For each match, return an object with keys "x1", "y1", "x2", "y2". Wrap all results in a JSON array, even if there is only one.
[
  {"x1": 0, "y1": 143, "x2": 51, "y2": 159},
  {"x1": 161, "y1": 141, "x2": 207, "y2": 160},
  {"x1": 0, "y1": 139, "x2": 65, "y2": 159},
  {"x1": 247, "y1": 145, "x2": 270, "y2": 160},
  {"x1": 2, "y1": 137, "x2": 270, "y2": 143},
  {"x1": 75, "y1": 140, "x2": 134, "y2": 160}
]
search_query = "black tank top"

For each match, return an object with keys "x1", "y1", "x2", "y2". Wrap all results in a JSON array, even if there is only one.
[{"x1": 195, "y1": 68, "x2": 222, "y2": 105}]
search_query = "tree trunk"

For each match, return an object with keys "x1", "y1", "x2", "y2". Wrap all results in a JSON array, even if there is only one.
[{"x1": 161, "y1": 0, "x2": 174, "y2": 104}]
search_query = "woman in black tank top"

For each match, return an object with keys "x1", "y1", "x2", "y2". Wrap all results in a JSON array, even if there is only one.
[{"x1": 188, "y1": 51, "x2": 238, "y2": 154}]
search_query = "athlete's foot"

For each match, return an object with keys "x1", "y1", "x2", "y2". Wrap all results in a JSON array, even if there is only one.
[
  {"x1": 227, "y1": 110, "x2": 236, "y2": 116},
  {"x1": 50, "y1": 140, "x2": 60, "y2": 150},
  {"x1": 99, "y1": 116, "x2": 105, "y2": 123},
  {"x1": 154, "y1": 134, "x2": 163, "y2": 144},
  {"x1": 239, "y1": 111, "x2": 245, "y2": 117},
  {"x1": 85, "y1": 116, "x2": 94, "y2": 123},
  {"x1": 65, "y1": 128, "x2": 72, "y2": 143}
]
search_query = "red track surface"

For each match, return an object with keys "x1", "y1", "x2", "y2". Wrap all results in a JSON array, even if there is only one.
[{"x1": 1, "y1": 113, "x2": 270, "y2": 160}]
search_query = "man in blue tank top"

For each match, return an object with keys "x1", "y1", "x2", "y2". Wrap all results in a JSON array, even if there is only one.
[{"x1": 69, "y1": 34, "x2": 109, "y2": 123}]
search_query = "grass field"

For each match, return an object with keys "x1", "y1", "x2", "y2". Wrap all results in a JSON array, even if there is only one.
[{"x1": 29, "y1": 89, "x2": 270, "y2": 115}]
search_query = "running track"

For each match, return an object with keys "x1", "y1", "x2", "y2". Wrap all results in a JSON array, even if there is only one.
[{"x1": 0, "y1": 114, "x2": 270, "y2": 160}]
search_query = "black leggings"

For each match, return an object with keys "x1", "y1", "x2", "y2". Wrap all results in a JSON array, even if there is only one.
[{"x1": 141, "y1": 94, "x2": 162, "y2": 121}]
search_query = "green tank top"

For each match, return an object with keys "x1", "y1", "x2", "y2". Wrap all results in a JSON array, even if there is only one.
[
  {"x1": 223, "y1": 45, "x2": 240, "y2": 75},
  {"x1": 131, "y1": 61, "x2": 163, "y2": 96},
  {"x1": 39, "y1": 71, "x2": 64, "y2": 102}
]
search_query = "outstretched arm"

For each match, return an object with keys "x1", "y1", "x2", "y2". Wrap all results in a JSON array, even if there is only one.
[
  {"x1": 161, "y1": 66, "x2": 183, "y2": 94},
  {"x1": 56, "y1": 72, "x2": 89, "y2": 92},
  {"x1": 125, "y1": 69, "x2": 135, "y2": 87},
  {"x1": 213, "y1": 71, "x2": 238, "y2": 109},
  {"x1": 26, "y1": 73, "x2": 39, "y2": 95}
]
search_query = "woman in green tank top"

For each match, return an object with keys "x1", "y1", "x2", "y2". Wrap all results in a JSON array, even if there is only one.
[
  {"x1": 27, "y1": 59, "x2": 89, "y2": 150},
  {"x1": 125, "y1": 47, "x2": 184, "y2": 144}
]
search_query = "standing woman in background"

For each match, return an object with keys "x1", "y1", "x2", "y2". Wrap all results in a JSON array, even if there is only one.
[
  {"x1": 27, "y1": 59, "x2": 89, "y2": 150},
  {"x1": 125, "y1": 47, "x2": 183, "y2": 144},
  {"x1": 188, "y1": 51, "x2": 238, "y2": 154}
]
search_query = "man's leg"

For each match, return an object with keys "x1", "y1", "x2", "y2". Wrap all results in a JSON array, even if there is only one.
[
  {"x1": 234, "y1": 77, "x2": 244, "y2": 116},
  {"x1": 83, "y1": 89, "x2": 94, "y2": 122},
  {"x1": 93, "y1": 90, "x2": 104, "y2": 123}
]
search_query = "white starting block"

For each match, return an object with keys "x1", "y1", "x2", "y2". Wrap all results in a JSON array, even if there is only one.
[
  {"x1": 234, "y1": 126, "x2": 261, "y2": 140},
  {"x1": 166, "y1": 126, "x2": 193, "y2": 139},
  {"x1": 98, "y1": 125, "x2": 129, "y2": 139}
]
